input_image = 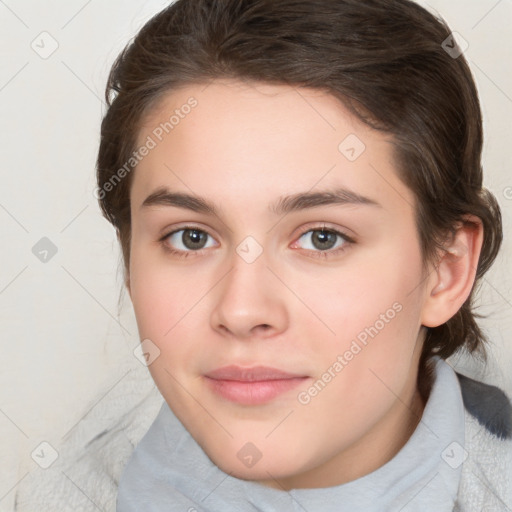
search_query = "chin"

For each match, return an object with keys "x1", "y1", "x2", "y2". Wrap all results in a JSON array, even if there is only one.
[{"x1": 203, "y1": 441, "x2": 311, "y2": 485}]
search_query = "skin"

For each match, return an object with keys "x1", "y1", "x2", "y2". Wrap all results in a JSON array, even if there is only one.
[{"x1": 125, "y1": 80, "x2": 482, "y2": 490}]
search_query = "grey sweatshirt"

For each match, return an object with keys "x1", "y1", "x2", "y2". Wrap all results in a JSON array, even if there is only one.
[
  {"x1": 116, "y1": 358, "x2": 468, "y2": 511},
  {"x1": 12, "y1": 356, "x2": 512, "y2": 511}
]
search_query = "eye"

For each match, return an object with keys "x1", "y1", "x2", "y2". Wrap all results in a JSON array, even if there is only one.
[
  {"x1": 292, "y1": 227, "x2": 353, "y2": 257},
  {"x1": 161, "y1": 227, "x2": 217, "y2": 254},
  {"x1": 159, "y1": 225, "x2": 353, "y2": 259}
]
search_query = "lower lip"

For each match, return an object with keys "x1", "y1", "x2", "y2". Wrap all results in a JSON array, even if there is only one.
[{"x1": 204, "y1": 376, "x2": 308, "y2": 405}]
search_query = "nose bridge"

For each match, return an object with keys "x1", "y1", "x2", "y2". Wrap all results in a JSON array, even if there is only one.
[
  {"x1": 210, "y1": 237, "x2": 288, "y2": 338},
  {"x1": 221, "y1": 240, "x2": 272, "y2": 308}
]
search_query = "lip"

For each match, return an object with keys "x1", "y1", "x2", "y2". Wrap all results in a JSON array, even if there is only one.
[{"x1": 204, "y1": 365, "x2": 309, "y2": 405}]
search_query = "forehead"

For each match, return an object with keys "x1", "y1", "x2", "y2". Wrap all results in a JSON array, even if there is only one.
[{"x1": 131, "y1": 80, "x2": 415, "y2": 217}]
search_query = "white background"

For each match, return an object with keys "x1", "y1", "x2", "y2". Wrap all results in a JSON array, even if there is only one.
[{"x1": 0, "y1": 0, "x2": 511, "y2": 510}]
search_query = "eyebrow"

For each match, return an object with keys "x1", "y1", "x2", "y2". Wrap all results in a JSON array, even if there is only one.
[{"x1": 140, "y1": 186, "x2": 381, "y2": 216}]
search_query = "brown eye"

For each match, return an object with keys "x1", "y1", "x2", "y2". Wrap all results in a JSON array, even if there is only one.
[
  {"x1": 163, "y1": 227, "x2": 216, "y2": 252},
  {"x1": 181, "y1": 229, "x2": 208, "y2": 249},
  {"x1": 311, "y1": 230, "x2": 338, "y2": 250},
  {"x1": 297, "y1": 229, "x2": 348, "y2": 252}
]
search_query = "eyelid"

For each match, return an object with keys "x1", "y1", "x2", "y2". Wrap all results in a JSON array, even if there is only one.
[
  {"x1": 291, "y1": 222, "x2": 356, "y2": 244},
  {"x1": 159, "y1": 221, "x2": 217, "y2": 238}
]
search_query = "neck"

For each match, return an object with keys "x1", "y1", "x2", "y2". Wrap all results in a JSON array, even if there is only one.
[{"x1": 259, "y1": 373, "x2": 426, "y2": 490}]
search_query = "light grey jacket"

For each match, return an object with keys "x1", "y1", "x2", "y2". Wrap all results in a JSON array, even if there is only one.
[{"x1": 454, "y1": 373, "x2": 512, "y2": 511}]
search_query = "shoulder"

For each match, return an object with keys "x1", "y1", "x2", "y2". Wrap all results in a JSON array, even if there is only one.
[
  {"x1": 455, "y1": 372, "x2": 512, "y2": 511},
  {"x1": 13, "y1": 364, "x2": 163, "y2": 511}
]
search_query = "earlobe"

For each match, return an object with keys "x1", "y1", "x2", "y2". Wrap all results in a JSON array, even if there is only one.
[{"x1": 421, "y1": 216, "x2": 484, "y2": 327}]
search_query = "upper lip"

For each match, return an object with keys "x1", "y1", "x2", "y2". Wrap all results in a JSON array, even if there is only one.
[{"x1": 205, "y1": 365, "x2": 306, "y2": 382}]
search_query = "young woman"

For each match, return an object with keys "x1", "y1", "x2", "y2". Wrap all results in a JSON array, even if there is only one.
[{"x1": 93, "y1": 0, "x2": 512, "y2": 510}]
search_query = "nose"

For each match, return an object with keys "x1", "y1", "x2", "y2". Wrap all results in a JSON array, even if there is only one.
[{"x1": 209, "y1": 247, "x2": 289, "y2": 340}]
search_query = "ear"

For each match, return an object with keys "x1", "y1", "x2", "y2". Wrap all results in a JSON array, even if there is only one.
[{"x1": 421, "y1": 215, "x2": 484, "y2": 328}]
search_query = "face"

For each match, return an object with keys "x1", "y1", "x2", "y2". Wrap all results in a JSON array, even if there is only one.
[{"x1": 127, "y1": 80, "x2": 431, "y2": 489}]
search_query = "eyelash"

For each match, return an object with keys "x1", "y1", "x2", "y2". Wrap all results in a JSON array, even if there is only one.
[{"x1": 158, "y1": 225, "x2": 355, "y2": 260}]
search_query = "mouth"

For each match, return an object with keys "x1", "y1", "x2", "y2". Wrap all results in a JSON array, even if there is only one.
[{"x1": 204, "y1": 365, "x2": 310, "y2": 405}]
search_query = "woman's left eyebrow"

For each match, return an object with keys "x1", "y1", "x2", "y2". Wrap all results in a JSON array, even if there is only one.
[
  {"x1": 271, "y1": 188, "x2": 381, "y2": 215},
  {"x1": 140, "y1": 186, "x2": 381, "y2": 216}
]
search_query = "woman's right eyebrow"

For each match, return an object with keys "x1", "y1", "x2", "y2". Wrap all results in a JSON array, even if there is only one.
[
  {"x1": 141, "y1": 187, "x2": 216, "y2": 215},
  {"x1": 139, "y1": 186, "x2": 381, "y2": 217}
]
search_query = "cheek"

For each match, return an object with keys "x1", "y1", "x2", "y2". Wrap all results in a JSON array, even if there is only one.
[
  {"x1": 294, "y1": 245, "x2": 424, "y2": 349},
  {"x1": 129, "y1": 246, "x2": 210, "y2": 338},
  {"x1": 289, "y1": 241, "x2": 426, "y2": 419},
  {"x1": 129, "y1": 263, "x2": 206, "y2": 394},
  {"x1": 291, "y1": 280, "x2": 424, "y2": 448}
]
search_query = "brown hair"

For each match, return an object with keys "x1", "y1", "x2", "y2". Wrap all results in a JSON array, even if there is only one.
[{"x1": 96, "y1": 0, "x2": 502, "y2": 388}]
